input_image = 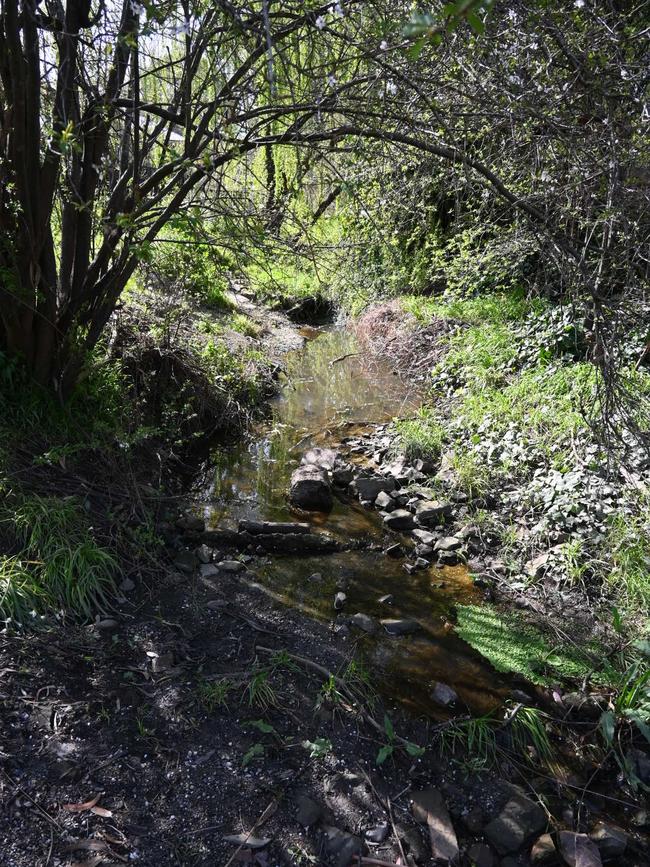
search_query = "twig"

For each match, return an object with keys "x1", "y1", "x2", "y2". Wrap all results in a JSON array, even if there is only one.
[
  {"x1": 1, "y1": 770, "x2": 61, "y2": 830},
  {"x1": 353, "y1": 857, "x2": 401, "y2": 866},
  {"x1": 329, "y1": 352, "x2": 361, "y2": 366},
  {"x1": 387, "y1": 796, "x2": 408, "y2": 867}
]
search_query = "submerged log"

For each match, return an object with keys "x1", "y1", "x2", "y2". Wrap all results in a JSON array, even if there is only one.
[
  {"x1": 238, "y1": 520, "x2": 310, "y2": 535},
  {"x1": 201, "y1": 528, "x2": 341, "y2": 554}
]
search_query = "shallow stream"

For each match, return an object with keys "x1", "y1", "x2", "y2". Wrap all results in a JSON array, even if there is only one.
[{"x1": 202, "y1": 329, "x2": 508, "y2": 717}]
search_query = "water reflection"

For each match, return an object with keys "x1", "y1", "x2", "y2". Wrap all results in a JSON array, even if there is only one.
[{"x1": 204, "y1": 329, "x2": 508, "y2": 716}]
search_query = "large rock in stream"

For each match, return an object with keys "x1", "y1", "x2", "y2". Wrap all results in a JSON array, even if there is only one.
[{"x1": 289, "y1": 464, "x2": 334, "y2": 512}]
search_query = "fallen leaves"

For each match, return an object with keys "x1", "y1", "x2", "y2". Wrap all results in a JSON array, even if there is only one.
[{"x1": 62, "y1": 793, "x2": 113, "y2": 818}]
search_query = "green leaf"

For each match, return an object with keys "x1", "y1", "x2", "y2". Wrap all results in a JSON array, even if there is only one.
[
  {"x1": 624, "y1": 710, "x2": 650, "y2": 745},
  {"x1": 302, "y1": 737, "x2": 332, "y2": 759},
  {"x1": 376, "y1": 744, "x2": 393, "y2": 765},
  {"x1": 383, "y1": 714, "x2": 395, "y2": 741},
  {"x1": 242, "y1": 742, "x2": 265, "y2": 767},
  {"x1": 599, "y1": 710, "x2": 616, "y2": 747},
  {"x1": 405, "y1": 741, "x2": 426, "y2": 758},
  {"x1": 247, "y1": 719, "x2": 276, "y2": 735}
]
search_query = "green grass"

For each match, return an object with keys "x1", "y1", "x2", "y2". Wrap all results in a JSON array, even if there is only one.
[
  {"x1": 455, "y1": 604, "x2": 601, "y2": 687},
  {"x1": 0, "y1": 494, "x2": 117, "y2": 622},
  {"x1": 229, "y1": 312, "x2": 261, "y2": 338},
  {"x1": 606, "y1": 505, "x2": 650, "y2": 612},
  {"x1": 394, "y1": 406, "x2": 445, "y2": 462}
]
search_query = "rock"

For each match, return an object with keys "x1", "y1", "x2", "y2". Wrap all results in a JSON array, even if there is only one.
[
  {"x1": 120, "y1": 577, "x2": 135, "y2": 592},
  {"x1": 322, "y1": 826, "x2": 362, "y2": 867},
  {"x1": 400, "y1": 826, "x2": 429, "y2": 864},
  {"x1": 468, "y1": 842, "x2": 495, "y2": 867},
  {"x1": 411, "y1": 788, "x2": 459, "y2": 864},
  {"x1": 384, "y1": 543, "x2": 403, "y2": 557},
  {"x1": 462, "y1": 806, "x2": 485, "y2": 834},
  {"x1": 332, "y1": 463, "x2": 354, "y2": 486},
  {"x1": 378, "y1": 594, "x2": 394, "y2": 604},
  {"x1": 484, "y1": 793, "x2": 546, "y2": 854},
  {"x1": 412, "y1": 528, "x2": 437, "y2": 546},
  {"x1": 531, "y1": 833, "x2": 557, "y2": 864},
  {"x1": 349, "y1": 476, "x2": 396, "y2": 502},
  {"x1": 381, "y1": 618, "x2": 420, "y2": 636},
  {"x1": 334, "y1": 592, "x2": 347, "y2": 610},
  {"x1": 295, "y1": 794, "x2": 322, "y2": 827},
  {"x1": 173, "y1": 549, "x2": 197, "y2": 573},
  {"x1": 365, "y1": 823, "x2": 390, "y2": 844},
  {"x1": 289, "y1": 464, "x2": 333, "y2": 512},
  {"x1": 384, "y1": 509, "x2": 416, "y2": 531},
  {"x1": 309, "y1": 572, "x2": 323, "y2": 582},
  {"x1": 431, "y1": 681, "x2": 458, "y2": 706},
  {"x1": 415, "y1": 500, "x2": 453, "y2": 526},
  {"x1": 218, "y1": 559, "x2": 245, "y2": 573},
  {"x1": 414, "y1": 557, "x2": 430, "y2": 569},
  {"x1": 589, "y1": 823, "x2": 627, "y2": 860},
  {"x1": 375, "y1": 490, "x2": 395, "y2": 511},
  {"x1": 200, "y1": 563, "x2": 220, "y2": 578},
  {"x1": 351, "y1": 612, "x2": 378, "y2": 633},
  {"x1": 438, "y1": 550, "x2": 461, "y2": 566},
  {"x1": 176, "y1": 514, "x2": 205, "y2": 533},
  {"x1": 238, "y1": 520, "x2": 310, "y2": 535},
  {"x1": 196, "y1": 543, "x2": 212, "y2": 564},
  {"x1": 557, "y1": 831, "x2": 602, "y2": 867},
  {"x1": 434, "y1": 536, "x2": 462, "y2": 552},
  {"x1": 302, "y1": 446, "x2": 338, "y2": 471}
]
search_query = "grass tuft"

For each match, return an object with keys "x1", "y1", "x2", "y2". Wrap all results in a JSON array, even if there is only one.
[{"x1": 1, "y1": 494, "x2": 117, "y2": 622}]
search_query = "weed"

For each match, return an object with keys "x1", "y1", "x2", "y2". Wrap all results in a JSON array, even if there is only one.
[
  {"x1": 394, "y1": 407, "x2": 445, "y2": 463},
  {"x1": 606, "y1": 505, "x2": 650, "y2": 611},
  {"x1": 376, "y1": 714, "x2": 425, "y2": 765},
  {"x1": 242, "y1": 742, "x2": 265, "y2": 767},
  {"x1": 509, "y1": 705, "x2": 553, "y2": 765},
  {"x1": 438, "y1": 714, "x2": 498, "y2": 767},
  {"x1": 302, "y1": 737, "x2": 333, "y2": 759},
  {"x1": 244, "y1": 668, "x2": 277, "y2": 710},
  {"x1": 0, "y1": 494, "x2": 117, "y2": 621},
  {"x1": 197, "y1": 678, "x2": 233, "y2": 712},
  {"x1": 229, "y1": 313, "x2": 261, "y2": 338}
]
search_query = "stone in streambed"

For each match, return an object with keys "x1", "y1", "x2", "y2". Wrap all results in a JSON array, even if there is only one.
[
  {"x1": 374, "y1": 490, "x2": 395, "y2": 511},
  {"x1": 435, "y1": 536, "x2": 462, "y2": 552},
  {"x1": 530, "y1": 833, "x2": 557, "y2": 864},
  {"x1": 334, "y1": 592, "x2": 347, "y2": 610},
  {"x1": 350, "y1": 612, "x2": 379, "y2": 633},
  {"x1": 289, "y1": 464, "x2": 333, "y2": 512},
  {"x1": 218, "y1": 560, "x2": 245, "y2": 573},
  {"x1": 415, "y1": 499, "x2": 453, "y2": 526},
  {"x1": 302, "y1": 446, "x2": 338, "y2": 471},
  {"x1": 412, "y1": 528, "x2": 437, "y2": 546},
  {"x1": 431, "y1": 681, "x2": 458, "y2": 706},
  {"x1": 384, "y1": 509, "x2": 415, "y2": 531},
  {"x1": 381, "y1": 618, "x2": 420, "y2": 636},
  {"x1": 349, "y1": 476, "x2": 396, "y2": 502},
  {"x1": 295, "y1": 794, "x2": 323, "y2": 827},
  {"x1": 176, "y1": 514, "x2": 205, "y2": 533}
]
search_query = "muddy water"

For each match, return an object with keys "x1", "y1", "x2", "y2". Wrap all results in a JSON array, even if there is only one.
[{"x1": 203, "y1": 329, "x2": 508, "y2": 717}]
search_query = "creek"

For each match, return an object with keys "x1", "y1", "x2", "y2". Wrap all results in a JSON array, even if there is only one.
[{"x1": 200, "y1": 327, "x2": 510, "y2": 718}]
